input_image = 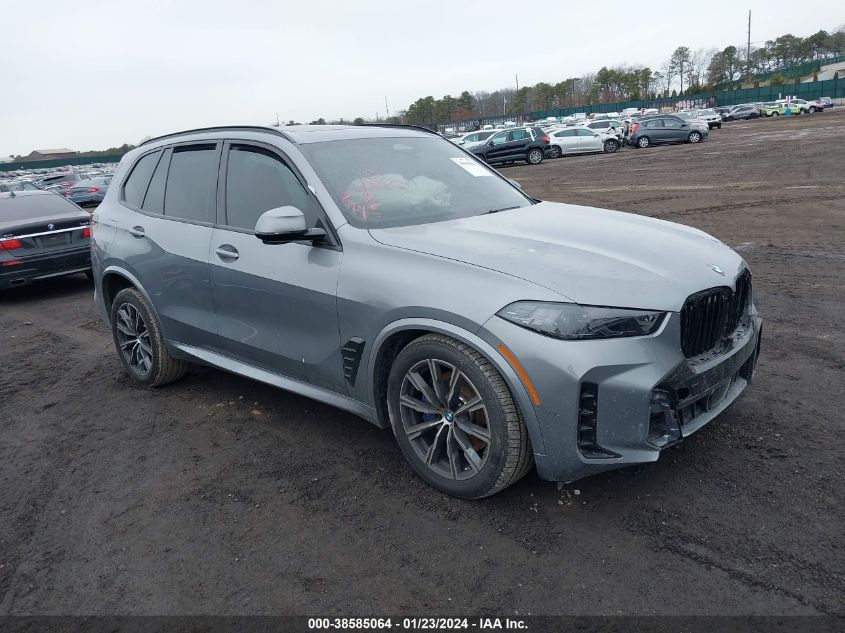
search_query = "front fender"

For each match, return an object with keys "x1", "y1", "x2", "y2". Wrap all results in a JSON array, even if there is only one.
[{"x1": 365, "y1": 318, "x2": 547, "y2": 456}]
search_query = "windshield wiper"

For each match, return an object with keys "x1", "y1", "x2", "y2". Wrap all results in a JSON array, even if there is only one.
[{"x1": 485, "y1": 205, "x2": 521, "y2": 215}]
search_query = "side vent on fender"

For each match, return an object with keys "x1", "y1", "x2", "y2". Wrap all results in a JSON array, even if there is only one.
[{"x1": 341, "y1": 337, "x2": 366, "y2": 385}]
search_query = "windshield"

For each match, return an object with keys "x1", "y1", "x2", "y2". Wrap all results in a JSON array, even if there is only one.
[
  {"x1": 698, "y1": 109, "x2": 716, "y2": 116},
  {"x1": 301, "y1": 136, "x2": 533, "y2": 229}
]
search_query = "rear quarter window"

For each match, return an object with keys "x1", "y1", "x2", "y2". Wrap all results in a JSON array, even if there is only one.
[{"x1": 122, "y1": 151, "x2": 161, "y2": 208}]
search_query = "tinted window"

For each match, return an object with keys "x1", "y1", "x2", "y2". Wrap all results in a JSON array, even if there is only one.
[
  {"x1": 123, "y1": 151, "x2": 160, "y2": 207},
  {"x1": 163, "y1": 144, "x2": 218, "y2": 223},
  {"x1": 508, "y1": 129, "x2": 529, "y2": 141},
  {"x1": 463, "y1": 134, "x2": 478, "y2": 142},
  {"x1": 142, "y1": 150, "x2": 169, "y2": 213},
  {"x1": 663, "y1": 118, "x2": 683, "y2": 129},
  {"x1": 478, "y1": 131, "x2": 494, "y2": 141},
  {"x1": 590, "y1": 121, "x2": 609, "y2": 128},
  {"x1": 225, "y1": 145, "x2": 311, "y2": 231},
  {"x1": 645, "y1": 119, "x2": 664, "y2": 128}
]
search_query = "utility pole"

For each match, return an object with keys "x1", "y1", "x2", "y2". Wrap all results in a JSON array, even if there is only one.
[
  {"x1": 515, "y1": 74, "x2": 519, "y2": 92},
  {"x1": 503, "y1": 95, "x2": 507, "y2": 115},
  {"x1": 746, "y1": 10, "x2": 752, "y2": 82},
  {"x1": 385, "y1": 96, "x2": 390, "y2": 120}
]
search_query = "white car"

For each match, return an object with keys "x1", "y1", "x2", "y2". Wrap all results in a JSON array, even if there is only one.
[
  {"x1": 674, "y1": 111, "x2": 709, "y2": 133},
  {"x1": 452, "y1": 130, "x2": 496, "y2": 148},
  {"x1": 694, "y1": 109, "x2": 723, "y2": 129},
  {"x1": 577, "y1": 118, "x2": 625, "y2": 141},
  {"x1": 547, "y1": 127, "x2": 622, "y2": 158}
]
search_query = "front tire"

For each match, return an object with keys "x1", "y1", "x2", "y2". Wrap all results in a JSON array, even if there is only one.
[
  {"x1": 548, "y1": 146, "x2": 562, "y2": 159},
  {"x1": 110, "y1": 288, "x2": 188, "y2": 386},
  {"x1": 526, "y1": 148, "x2": 544, "y2": 165},
  {"x1": 387, "y1": 334, "x2": 533, "y2": 498}
]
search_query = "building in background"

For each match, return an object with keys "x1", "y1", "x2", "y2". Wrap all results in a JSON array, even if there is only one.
[{"x1": 24, "y1": 148, "x2": 78, "y2": 161}]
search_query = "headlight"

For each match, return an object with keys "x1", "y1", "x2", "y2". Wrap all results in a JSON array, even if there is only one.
[{"x1": 497, "y1": 301, "x2": 666, "y2": 340}]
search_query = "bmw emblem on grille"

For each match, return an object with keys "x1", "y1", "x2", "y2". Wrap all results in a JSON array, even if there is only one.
[
  {"x1": 708, "y1": 263, "x2": 725, "y2": 276},
  {"x1": 47, "y1": 223, "x2": 55, "y2": 230}
]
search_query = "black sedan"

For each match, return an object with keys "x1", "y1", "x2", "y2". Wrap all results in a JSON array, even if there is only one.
[
  {"x1": 0, "y1": 190, "x2": 91, "y2": 290},
  {"x1": 63, "y1": 177, "x2": 111, "y2": 207}
]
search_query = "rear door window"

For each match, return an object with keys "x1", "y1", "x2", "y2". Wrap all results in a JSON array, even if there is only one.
[
  {"x1": 663, "y1": 118, "x2": 683, "y2": 129},
  {"x1": 508, "y1": 129, "x2": 529, "y2": 141},
  {"x1": 142, "y1": 149, "x2": 170, "y2": 213},
  {"x1": 645, "y1": 119, "x2": 664, "y2": 129},
  {"x1": 163, "y1": 144, "x2": 219, "y2": 223},
  {"x1": 122, "y1": 150, "x2": 161, "y2": 208}
]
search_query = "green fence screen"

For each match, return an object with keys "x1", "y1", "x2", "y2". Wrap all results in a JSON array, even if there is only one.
[{"x1": 0, "y1": 154, "x2": 124, "y2": 173}]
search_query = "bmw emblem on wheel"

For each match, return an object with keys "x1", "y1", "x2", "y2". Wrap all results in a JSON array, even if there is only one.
[{"x1": 708, "y1": 264, "x2": 725, "y2": 276}]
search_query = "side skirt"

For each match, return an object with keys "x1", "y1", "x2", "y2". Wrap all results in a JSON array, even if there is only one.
[{"x1": 169, "y1": 341, "x2": 378, "y2": 425}]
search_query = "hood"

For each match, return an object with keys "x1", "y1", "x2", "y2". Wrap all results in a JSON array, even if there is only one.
[{"x1": 369, "y1": 201, "x2": 746, "y2": 312}]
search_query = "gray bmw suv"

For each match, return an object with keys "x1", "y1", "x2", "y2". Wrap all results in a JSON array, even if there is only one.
[{"x1": 92, "y1": 125, "x2": 761, "y2": 498}]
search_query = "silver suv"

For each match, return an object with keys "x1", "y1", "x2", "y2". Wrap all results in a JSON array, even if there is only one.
[{"x1": 92, "y1": 125, "x2": 762, "y2": 498}]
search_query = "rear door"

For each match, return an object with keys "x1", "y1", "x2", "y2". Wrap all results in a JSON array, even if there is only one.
[
  {"x1": 643, "y1": 118, "x2": 666, "y2": 143},
  {"x1": 504, "y1": 128, "x2": 532, "y2": 159},
  {"x1": 114, "y1": 144, "x2": 220, "y2": 348},
  {"x1": 552, "y1": 129, "x2": 579, "y2": 154}
]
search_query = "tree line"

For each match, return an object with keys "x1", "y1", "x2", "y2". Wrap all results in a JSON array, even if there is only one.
[{"x1": 306, "y1": 25, "x2": 843, "y2": 126}]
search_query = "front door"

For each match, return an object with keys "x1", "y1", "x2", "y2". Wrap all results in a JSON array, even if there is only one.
[
  {"x1": 576, "y1": 128, "x2": 603, "y2": 152},
  {"x1": 485, "y1": 131, "x2": 510, "y2": 162},
  {"x1": 209, "y1": 141, "x2": 345, "y2": 393}
]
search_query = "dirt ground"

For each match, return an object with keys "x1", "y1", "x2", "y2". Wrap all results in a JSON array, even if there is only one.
[{"x1": 1, "y1": 111, "x2": 843, "y2": 617}]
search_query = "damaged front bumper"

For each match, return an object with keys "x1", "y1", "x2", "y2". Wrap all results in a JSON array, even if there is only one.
[{"x1": 480, "y1": 307, "x2": 763, "y2": 483}]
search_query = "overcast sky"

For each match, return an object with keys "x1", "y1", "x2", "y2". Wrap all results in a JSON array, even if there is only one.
[{"x1": 1, "y1": 0, "x2": 840, "y2": 156}]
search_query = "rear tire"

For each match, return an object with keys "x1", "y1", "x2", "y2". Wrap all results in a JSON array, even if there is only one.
[
  {"x1": 771, "y1": 111, "x2": 779, "y2": 117},
  {"x1": 603, "y1": 139, "x2": 619, "y2": 153},
  {"x1": 110, "y1": 288, "x2": 189, "y2": 387},
  {"x1": 387, "y1": 334, "x2": 533, "y2": 498},
  {"x1": 526, "y1": 148, "x2": 544, "y2": 165},
  {"x1": 637, "y1": 136, "x2": 650, "y2": 148},
  {"x1": 548, "y1": 146, "x2": 562, "y2": 159},
  {"x1": 688, "y1": 131, "x2": 702, "y2": 143}
]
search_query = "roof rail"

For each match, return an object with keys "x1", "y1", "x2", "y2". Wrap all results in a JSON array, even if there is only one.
[
  {"x1": 140, "y1": 125, "x2": 295, "y2": 147},
  {"x1": 360, "y1": 123, "x2": 440, "y2": 135}
]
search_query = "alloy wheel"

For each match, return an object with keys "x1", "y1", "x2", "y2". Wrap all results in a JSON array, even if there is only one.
[
  {"x1": 115, "y1": 303, "x2": 153, "y2": 377},
  {"x1": 398, "y1": 358, "x2": 491, "y2": 480},
  {"x1": 528, "y1": 149, "x2": 543, "y2": 164}
]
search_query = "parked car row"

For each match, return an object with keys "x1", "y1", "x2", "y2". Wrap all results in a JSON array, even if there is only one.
[{"x1": 0, "y1": 163, "x2": 116, "y2": 209}]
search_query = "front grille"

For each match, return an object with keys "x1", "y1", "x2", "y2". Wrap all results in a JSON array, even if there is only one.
[{"x1": 680, "y1": 270, "x2": 751, "y2": 358}]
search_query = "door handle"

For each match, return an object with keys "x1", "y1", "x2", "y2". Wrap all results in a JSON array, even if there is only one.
[
  {"x1": 215, "y1": 244, "x2": 239, "y2": 262},
  {"x1": 129, "y1": 226, "x2": 145, "y2": 238}
]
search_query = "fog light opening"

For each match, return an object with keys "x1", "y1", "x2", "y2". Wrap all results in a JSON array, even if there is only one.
[
  {"x1": 578, "y1": 381, "x2": 621, "y2": 459},
  {"x1": 648, "y1": 389, "x2": 682, "y2": 448}
]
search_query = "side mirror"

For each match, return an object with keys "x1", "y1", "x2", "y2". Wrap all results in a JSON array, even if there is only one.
[{"x1": 254, "y1": 206, "x2": 326, "y2": 244}]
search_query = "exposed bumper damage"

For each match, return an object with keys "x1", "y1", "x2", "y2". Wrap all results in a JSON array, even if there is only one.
[{"x1": 480, "y1": 306, "x2": 762, "y2": 483}]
